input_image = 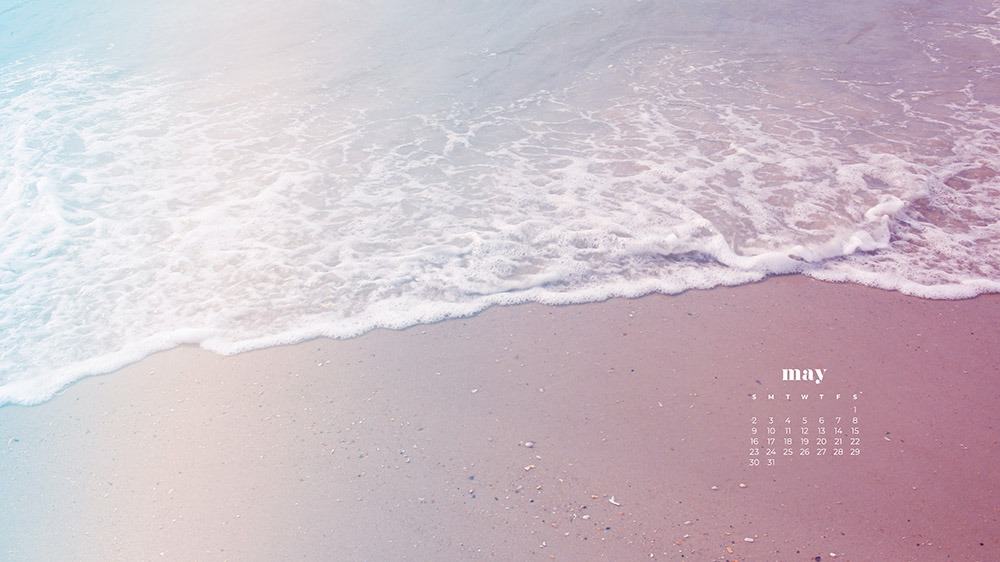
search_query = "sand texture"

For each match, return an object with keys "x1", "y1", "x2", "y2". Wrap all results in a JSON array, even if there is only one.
[{"x1": 2, "y1": 276, "x2": 999, "y2": 561}]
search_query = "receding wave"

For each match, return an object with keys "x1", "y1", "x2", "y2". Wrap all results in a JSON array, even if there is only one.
[{"x1": 2, "y1": 0, "x2": 999, "y2": 404}]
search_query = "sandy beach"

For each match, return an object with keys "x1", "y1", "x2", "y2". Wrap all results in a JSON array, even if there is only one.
[
  {"x1": 4, "y1": 0, "x2": 1000, "y2": 560},
  {"x1": 2, "y1": 275, "x2": 998, "y2": 561}
]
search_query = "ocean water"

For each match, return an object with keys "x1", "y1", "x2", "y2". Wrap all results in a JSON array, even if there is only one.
[{"x1": 1, "y1": 0, "x2": 999, "y2": 405}]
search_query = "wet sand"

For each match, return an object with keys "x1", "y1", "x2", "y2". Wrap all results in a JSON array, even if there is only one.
[{"x1": 2, "y1": 276, "x2": 999, "y2": 561}]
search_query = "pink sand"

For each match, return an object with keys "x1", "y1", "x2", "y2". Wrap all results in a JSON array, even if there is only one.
[{"x1": 1, "y1": 276, "x2": 998, "y2": 561}]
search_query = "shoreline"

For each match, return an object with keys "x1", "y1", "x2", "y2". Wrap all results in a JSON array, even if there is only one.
[
  {"x1": 3, "y1": 275, "x2": 999, "y2": 560},
  {"x1": 4, "y1": 271, "x2": 999, "y2": 409}
]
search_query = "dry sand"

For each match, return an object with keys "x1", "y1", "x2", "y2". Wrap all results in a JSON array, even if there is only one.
[{"x1": 2, "y1": 276, "x2": 999, "y2": 561}]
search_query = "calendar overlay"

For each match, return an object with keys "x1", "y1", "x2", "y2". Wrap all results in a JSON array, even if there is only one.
[{"x1": 747, "y1": 368, "x2": 862, "y2": 467}]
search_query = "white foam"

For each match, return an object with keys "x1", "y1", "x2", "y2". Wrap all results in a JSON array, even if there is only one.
[{"x1": 2, "y1": 1, "x2": 1000, "y2": 406}]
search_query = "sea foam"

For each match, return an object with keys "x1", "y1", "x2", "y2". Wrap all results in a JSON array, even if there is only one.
[{"x1": 2, "y1": 0, "x2": 1000, "y2": 405}]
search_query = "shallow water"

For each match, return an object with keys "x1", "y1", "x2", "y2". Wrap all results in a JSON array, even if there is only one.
[{"x1": 1, "y1": 0, "x2": 999, "y2": 404}]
